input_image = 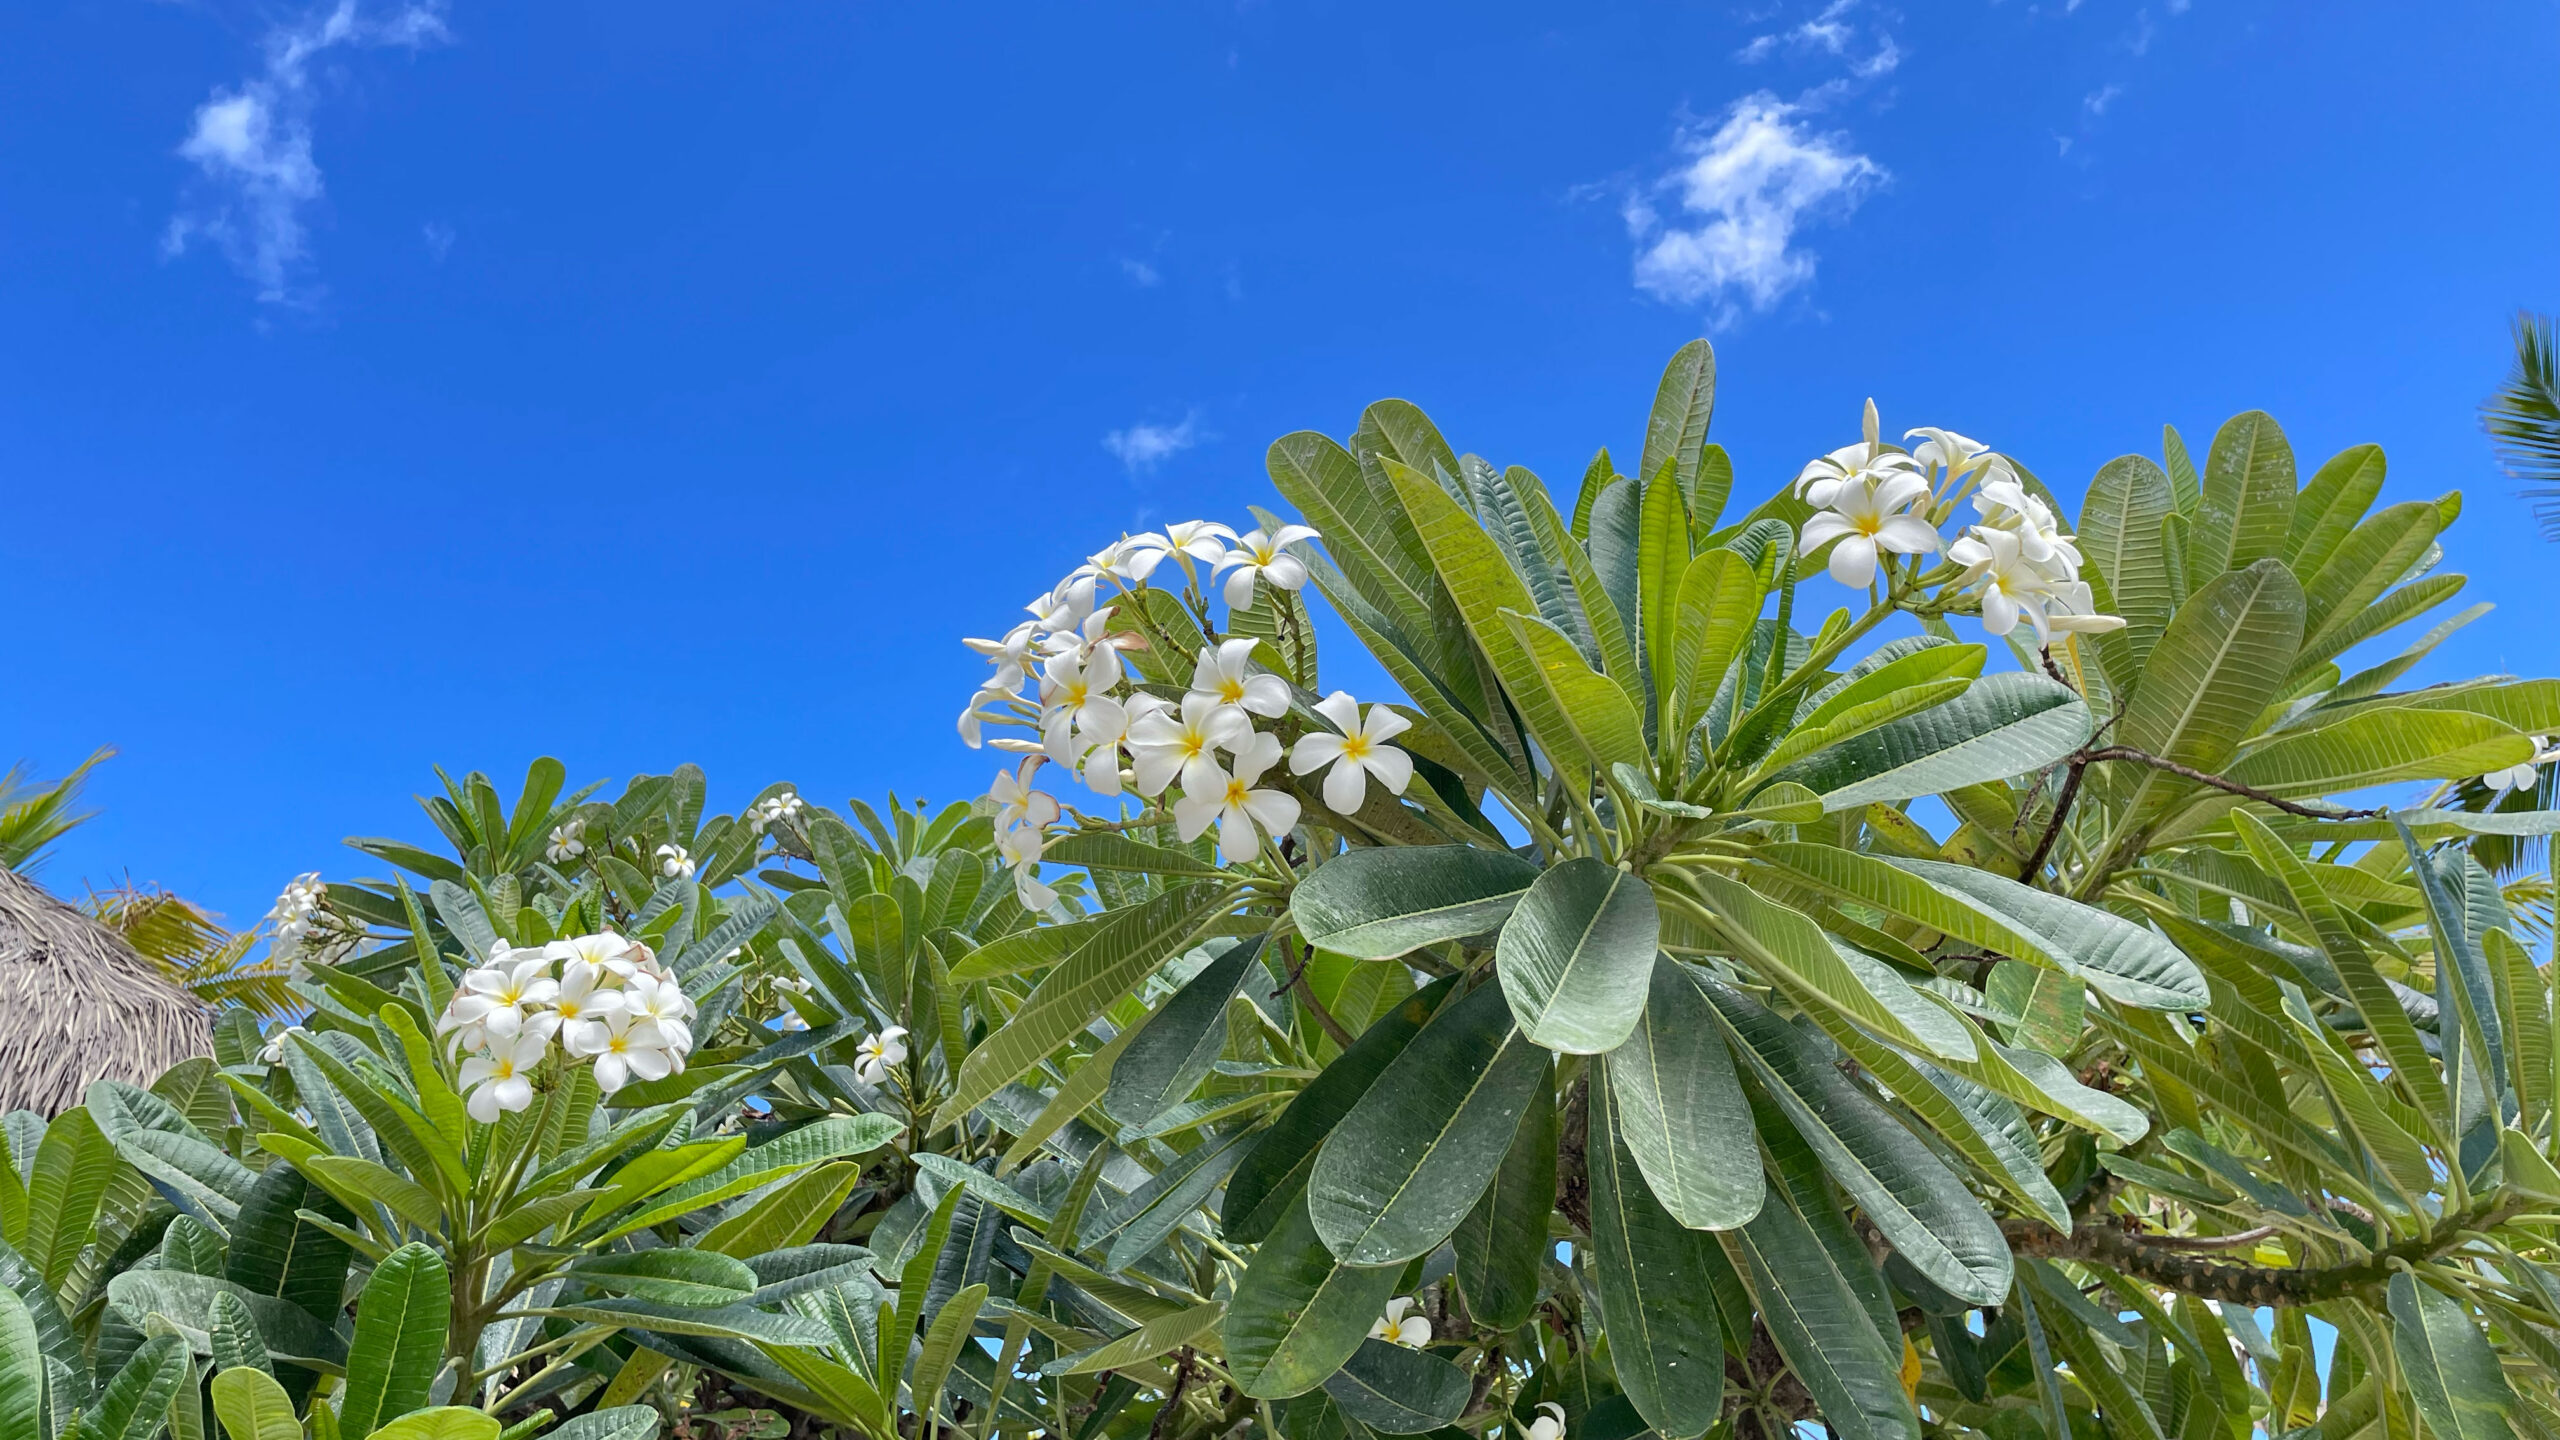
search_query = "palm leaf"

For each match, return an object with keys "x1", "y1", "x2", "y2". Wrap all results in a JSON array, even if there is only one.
[{"x1": 2484, "y1": 309, "x2": 2560, "y2": 539}]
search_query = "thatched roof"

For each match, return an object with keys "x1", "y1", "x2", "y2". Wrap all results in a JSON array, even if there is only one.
[{"x1": 0, "y1": 868, "x2": 212, "y2": 1115}]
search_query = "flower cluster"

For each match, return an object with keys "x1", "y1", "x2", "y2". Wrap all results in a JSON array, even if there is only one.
[
  {"x1": 546, "y1": 819, "x2": 588, "y2": 864},
  {"x1": 264, "y1": 872, "x2": 326, "y2": 952},
  {"x1": 960, "y1": 522, "x2": 1412, "y2": 905},
  {"x1": 2485, "y1": 736, "x2": 2559, "y2": 794},
  {"x1": 1795, "y1": 409, "x2": 2123, "y2": 644},
  {"x1": 436, "y1": 932, "x2": 697, "y2": 1120},
  {"x1": 747, "y1": 791, "x2": 806, "y2": 833}
]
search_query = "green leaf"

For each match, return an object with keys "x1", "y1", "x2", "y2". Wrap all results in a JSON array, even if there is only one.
[
  {"x1": 2389, "y1": 1271, "x2": 2516, "y2": 1440},
  {"x1": 368, "y1": 1412, "x2": 501, "y2": 1440},
  {"x1": 1224, "y1": 978, "x2": 1455, "y2": 1245},
  {"x1": 2301, "y1": 498, "x2": 2450, "y2": 663},
  {"x1": 339, "y1": 1242, "x2": 448, "y2": 1439},
  {"x1": 1815, "y1": 1024, "x2": 2070, "y2": 1230},
  {"x1": 1447, "y1": 1070, "x2": 1556, "y2": 1330},
  {"x1": 25, "y1": 1105, "x2": 122, "y2": 1291},
  {"x1": 1321, "y1": 1338, "x2": 1472, "y2": 1435},
  {"x1": 1309, "y1": 977, "x2": 1550, "y2": 1266},
  {"x1": 85, "y1": 1334, "x2": 192, "y2": 1440},
  {"x1": 1670, "y1": 548, "x2": 1763, "y2": 743},
  {"x1": 2193, "y1": 409, "x2": 2295, "y2": 578},
  {"x1": 1600, "y1": 960, "x2": 1763, "y2": 1230},
  {"x1": 1042, "y1": 830, "x2": 1229, "y2": 878},
  {"x1": 1639, "y1": 460, "x2": 1693, "y2": 692},
  {"x1": 209, "y1": 1367, "x2": 301, "y2": 1440},
  {"x1": 938, "y1": 885, "x2": 1235, "y2": 1129},
  {"x1": 2225, "y1": 706, "x2": 2529, "y2": 797},
  {"x1": 107, "y1": 1271, "x2": 348, "y2": 1369},
  {"x1": 0, "y1": 1287, "x2": 38, "y2": 1440},
  {"x1": 1223, "y1": 1194, "x2": 1403, "y2": 1400},
  {"x1": 1725, "y1": 1191, "x2": 1918, "y2": 1440},
  {"x1": 85, "y1": 1079, "x2": 253, "y2": 1225},
  {"x1": 2079, "y1": 454, "x2": 2179, "y2": 671},
  {"x1": 1770, "y1": 671, "x2": 2091, "y2": 812},
  {"x1": 1686, "y1": 870, "x2": 1975, "y2": 1061},
  {"x1": 527, "y1": 1299, "x2": 835, "y2": 1346},
  {"x1": 2111, "y1": 559, "x2": 2303, "y2": 823},
  {"x1": 698, "y1": 1161, "x2": 865, "y2": 1260},
  {"x1": 1494, "y1": 858, "x2": 1659, "y2": 1055},
  {"x1": 1107, "y1": 936, "x2": 1266, "y2": 1126},
  {"x1": 2287, "y1": 442, "x2": 2387, "y2": 579},
  {"x1": 1049, "y1": 1300, "x2": 1224, "y2": 1375},
  {"x1": 1291, "y1": 846, "x2": 1542, "y2": 961},
  {"x1": 566, "y1": 1249, "x2": 757, "y2": 1308},
  {"x1": 536, "y1": 1408, "x2": 664, "y2": 1440},
  {"x1": 908, "y1": 1282, "x2": 987, "y2": 1423},
  {"x1": 1639, "y1": 339, "x2": 1717, "y2": 523},
  {"x1": 605, "y1": 1115, "x2": 899, "y2": 1238},
  {"x1": 1587, "y1": 1066, "x2": 1729, "y2": 1436},
  {"x1": 1703, "y1": 977, "x2": 2012, "y2": 1305},
  {"x1": 1502, "y1": 610, "x2": 1647, "y2": 774},
  {"x1": 299, "y1": 1154, "x2": 443, "y2": 1234}
]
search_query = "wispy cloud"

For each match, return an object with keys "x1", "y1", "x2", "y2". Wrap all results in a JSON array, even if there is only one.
[
  {"x1": 1735, "y1": 0, "x2": 1901, "y2": 81},
  {"x1": 163, "y1": 1, "x2": 449, "y2": 304},
  {"x1": 2083, "y1": 83, "x2": 2124, "y2": 116},
  {"x1": 422, "y1": 220, "x2": 454, "y2": 261},
  {"x1": 1623, "y1": 93, "x2": 1883, "y2": 320},
  {"x1": 1103, "y1": 414, "x2": 1203, "y2": 473},
  {"x1": 1118, "y1": 257, "x2": 1162, "y2": 288}
]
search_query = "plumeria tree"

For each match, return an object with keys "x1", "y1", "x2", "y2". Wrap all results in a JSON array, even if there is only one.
[{"x1": 907, "y1": 341, "x2": 2560, "y2": 1440}]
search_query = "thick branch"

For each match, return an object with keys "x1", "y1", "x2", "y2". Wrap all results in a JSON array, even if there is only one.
[
  {"x1": 1554, "y1": 1076, "x2": 1591, "y2": 1236},
  {"x1": 2079, "y1": 746, "x2": 2389, "y2": 821},
  {"x1": 1274, "y1": 937, "x2": 1355, "y2": 1049},
  {"x1": 2017, "y1": 756, "x2": 2090, "y2": 882},
  {"x1": 2001, "y1": 1197, "x2": 2520, "y2": 1306}
]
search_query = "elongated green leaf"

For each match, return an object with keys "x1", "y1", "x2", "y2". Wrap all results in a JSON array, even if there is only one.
[
  {"x1": 939, "y1": 885, "x2": 1235, "y2": 1129},
  {"x1": 1586, "y1": 1067, "x2": 1728, "y2": 1435},
  {"x1": 538, "y1": 1408, "x2": 665, "y2": 1440},
  {"x1": 1042, "y1": 831, "x2": 1229, "y2": 878},
  {"x1": 340, "y1": 1242, "x2": 447, "y2": 1438},
  {"x1": 2193, "y1": 409, "x2": 2295, "y2": 578},
  {"x1": 609, "y1": 1116, "x2": 898, "y2": 1240},
  {"x1": 909, "y1": 1281, "x2": 987, "y2": 1423},
  {"x1": 2111, "y1": 559, "x2": 2302, "y2": 822},
  {"x1": 1503, "y1": 611, "x2": 1647, "y2": 774},
  {"x1": 87, "y1": 1334, "x2": 191, "y2": 1440},
  {"x1": 2226, "y1": 706, "x2": 2528, "y2": 797},
  {"x1": 1725, "y1": 1192, "x2": 1918, "y2": 1440},
  {"x1": 1602, "y1": 960, "x2": 1762, "y2": 1230},
  {"x1": 1269, "y1": 430, "x2": 1461, "y2": 687},
  {"x1": 537, "y1": 1298, "x2": 836, "y2": 1345},
  {"x1": 2288, "y1": 442, "x2": 2387, "y2": 577},
  {"x1": 2389, "y1": 1271, "x2": 2516, "y2": 1440},
  {"x1": 1292, "y1": 847, "x2": 1541, "y2": 961},
  {"x1": 1640, "y1": 339, "x2": 1717, "y2": 516},
  {"x1": 1309, "y1": 978, "x2": 1550, "y2": 1266},
  {"x1": 948, "y1": 912, "x2": 1106, "y2": 983},
  {"x1": 1224, "y1": 978, "x2": 1455, "y2": 1245},
  {"x1": 25, "y1": 1105, "x2": 121, "y2": 1291},
  {"x1": 1704, "y1": 978, "x2": 2011, "y2": 1304},
  {"x1": 2080, "y1": 454, "x2": 2179, "y2": 671},
  {"x1": 107, "y1": 1271, "x2": 347, "y2": 1368},
  {"x1": 368, "y1": 1412, "x2": 500, "y2": 1440},
  {"x1": 209, "y1": 1366, "x2": 301, "y2": 1440},
  {"x1": 1322, "y1": 1337, "x2": 1472, "y2": 1435},
  {"x1": 1495, "y1": 858, "x2": 1659, "y2": 1054},
  {"x1": 1448, "y1": 1070, "x2": 1555, "y2": 1329},
  {"x1": 1050, "y1": 1300, "x2": 1224, "y2": 1376},
  {"x1": 2302, "y1": 497, "x2": 2449, "y2": 658},
  {"x1": 1671, "y1": 548, "x2": 1764, "y2": 741},
  {"x1": 1687, "y1": 870, "x2": 1975, "y2": 1060},
  {"x1": 1224, "y1": 1195, "x2": 1403, "y2": 1399},
  {"x1": 566, "y1": 1249, "x2": 757, "y2": 1308},
  {"x1": 1639, "y1": 462, "x2": 1693, "y2": 691},
  {"x1": 1819, "y1": 1024, "x2": 2069, "y2": 1229},
  {"x1": 1108, "y1": 936, "x2": 1265, "y2": 1126},
  {"x1": 1772, "y1": 671, "x2": 2091, "y2": 812},
  {"x1": 0, "y1": 1287, "x2": 37, "y2": 1440},
  {"x1": 86, "y1": 1079, "x2": 254, "y2": 1224}
]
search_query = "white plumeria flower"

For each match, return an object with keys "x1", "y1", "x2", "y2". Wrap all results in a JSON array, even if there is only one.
[
  {"x1": 1026, "y1": 579, "x2": 1095, "y2": 634},
  {"x1": 1189, "y1": 638, "x2": 1292, "y2": 718},
  {"x1": 2041, "y1": 579, "x2": 2128, "y2": 636},
  {"x1": 2485, "y1": 737, "x2": 2557, "y2": 793},
  {"x1": 545, "y1": 819, "x2": 587, "y2": 864},
  {"x1": 1972, "y1": 472, "x2": 2083, "y2": 576},
  {"x1": 1290, "y1": 692, "x2": 1415, "y2": 815},
  {"x1": 990, "y1": 759, "x2": 1062, "y2": 838},
  {"x1": 1040, "y1": 606, "x2": 1141, "y2": 691},
  {"x1": 656, "y1": 843, "x2": 696, "y2": 880},
  {"x1": 258, "y1": 1025, "x2": 306, "y2": 1066},
  {"x1": 1800, "y1": 470, "x2": 1940, "y2": 587},
  {"x1": 1903, "y1": 427, "x2": 1995, "y2": 482},
  {"x1": 572, "y1": 1011, "x2": 678, "y2": 1094},
  {"x1": 1128, "y1": 693, "x2": 1253, "y2": 798},
  {"x1": 1948, "y1": 526, "x2": 2065, "y2": 643},
  {"x1": 1079, "y1": 538, "x2": 1151, "y2": 590},
  {"x1": 266, "y1": 872, "x2": 326, "y2": 949},
  {"x1": 1012, "y1": 861, "x2": 1058, "y2": 911},
  {"x1": 855, "y1": 1027, "x2": 910, "y2": 1085},
  {"x1": 963, "y1": 619, "x2": 1042, "y2": 693},
  {"x1": 1526, "y1": 1402, "x2": 1567, "y2": 1440},
  {"x1": 461, "y1": 1032, "x2": 552, "y2": 1124},
  {"x1": 747, "y1": 792, "x2": 805, "y2": 833},
  {"x1": 779, "y1": 1010, "x2": 810, "y2": 1032},
  {"x1": 1368, "y1": 1296, "x2": 1432, "y2": 1348},
  {"x1": 442, "y1": 953, "x2": 561, "y2": 1051},
  {"x1": 1070, "y1": 696, "x2": 1136, "y2": 797},
  {"x1": 957, "y1": 686, "x2": 1016, "y2": 748},
  {"x1": 1173, "y1": 732, "x2": 1302, "y2": 864},
  {"x1": 1213, "y1": 525, "x2": 1319, "y2": 608},
  {"x1": 622, "y1": 973, "x2": 697, "y2": 1057},
  {"x1": 549, "y1": 958, "x2": 627, "y2": 1054},
  {"x1": 1040, "y1": 654, "x2": 1124, "y2": 765}
]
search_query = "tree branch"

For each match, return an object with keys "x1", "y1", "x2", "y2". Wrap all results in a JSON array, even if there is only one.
[
  {"x1": 2001, "y1": 1196, "x2": 2521, "y2": 1306},
  {"x1": 2078, "y1": 746, "x2": 2389, "y2": 821},
  {"x1": 1274, "y1": 936, "x2": 1355, "y2": 1049}
]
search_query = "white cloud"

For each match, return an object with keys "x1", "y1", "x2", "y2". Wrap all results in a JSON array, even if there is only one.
[
  {"x1": 422, "y1": 220, "x2": 454, "y2": 261},
  {"x1": 1118, "y1": 257, "x2": 1162, "y2": 288},
  {"x1": 1103, "y1": 414, "x2": 1203, "y2": 473},
  {"x1": 1735, "y1": 0, "x2": 1899, "y2": 79},
  {"x1": 2083, "y1": 83, "x2": 2124, "y2": 115},
  {"x1": 163, "y1": 1, "x2": 448, "y2": 304},
  {"x1": 1624, "y1": 93, "x2": 1883, "y2": 318}
]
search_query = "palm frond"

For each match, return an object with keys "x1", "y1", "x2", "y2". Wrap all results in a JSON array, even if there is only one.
[
  {"x1": 0, "y1": 747, "x2": 113, "y2": 874},
  {"x1": 2485, "y1": 309, "x2": 2560, "y2": 539},
  {"x1": 85, "y1": 883, "x2": 303, "y2": 1019}
]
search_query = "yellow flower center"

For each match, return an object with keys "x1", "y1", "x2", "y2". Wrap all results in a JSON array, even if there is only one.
[
  {"x1": 1217, "y1": 677, "x2": 1245, "y2": 704},
  {"x1": 1340, "y1": 734, "x2": 1371, "y2": 762},
  {"x1": 1224, "y1": 777, "x2": 1251, "y2": 806}
]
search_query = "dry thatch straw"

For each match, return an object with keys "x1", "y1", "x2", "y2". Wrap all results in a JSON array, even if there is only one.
[{"x1": 0, "y1": 866, "x2": 212, "y2": 1115}]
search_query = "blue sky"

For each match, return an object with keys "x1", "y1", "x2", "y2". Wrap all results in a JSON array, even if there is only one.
[{"x1": 5, "y1": 0, "x2": 2554, "y2": 929}]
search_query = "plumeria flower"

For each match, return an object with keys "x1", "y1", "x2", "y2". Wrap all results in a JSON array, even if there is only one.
[
  {"x1": 1904, "y1": 427, "x2": 1995, "y2": 483},
  {"x1": 461, "y1": 1032, "x2": 552, "y2": 1124},
  {"x1": 1368, "y1": 1296, "x2": 1432, "y2": 1348},
  {"x1": 545, "y1": 819, "x2": 587, "y2": 864},
  {"x1": 1070, "y1": 698, "x2": 1136, "y2": 797},
  {"x1": 265, "y1": 872, "x2": 326, "y2": 950},
  {"x1": 779, "y1": 1010, "x2": 810, "y2": 1032},
  {"x1": 855, "y1": 1027, "x2": 910, "y2": 1085},
  {"x1": 1026, "y1": 578, "x2": 1096, "y2": 634},
  {"x1": 1526, "y1": 1402, "x2": 1567, "y2": 1440},
  {"x1": 1949, "y1": 526, "x2": 2066, "y2": 643},
  {"x1": 1128, "y1": 693, "x2": 1253, "y2": 798},
  {"x1": 957, "y1": 686, "x2": 1017, "y2": 748},
  {"x1": 748, "y1": 792, "x2": 805, "y2": 833},
  {"x1": 990, "y1": 759, "x2": 1062, "y2": 838},
  {"x1": 570, "y1": 1011, "x2": 678, "y2": 1094},
  {"x1": 1800, "y1": 469, "x2": 1940, "y2": 587},
  {"x1": 442, "y1": 953, "x2": 561, "y2": 1052},
  {"x1": 963, "y1": 619, "x2": 1042, "y2": 694},
  {"x1": 1214, "y1": 525, "x2": 1319, "y2": 608},
  {"x1": 2041, "y1": 580, "x2": 2128, "y2": 636},
  {"x1": 1078, "y1": 538, "x2": 1152, "y2": 591},
  {"x1": 549, "y1": 959, "x2": 627, "y2": 1053},
  {"x1": 622, "y1": 973, "x2": 697, "y2": 1057},
  {"x1": 1011, "y1": 861, "x2": 1058, "y2": 911},
  {"x1": 1173, "y1": 732, "x2": 1302, "y2": 864},
  {"x1": 1972, "y1": 473, "x2": 2082, "y2": 575},
  {"x1": 2486, "y1": 737, "x2": 2558, "y2": 793},
  {"x1": 1189, "y1": 638, "x2": 1292, "y2": 718},
  {"x1": 1290, "y1": 692, "x2": 1414, "y2": 815},
  {"x1": 656, "y1": 843, "x2": 696, "y2": 880},
  {"x1": 1040, "y1": 606, "x2": 1142, "y2": 691},
  {"x1": 1040, "y1": 654, "x2": 1124, "y2": 764},
  {"x1": 1793, "y1": 440, "x2": 1920, "y2": 510},
  {"x1": 258, "y1": 1025, "x2": 306, "y2": 1066}
]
